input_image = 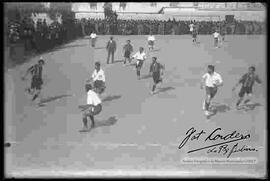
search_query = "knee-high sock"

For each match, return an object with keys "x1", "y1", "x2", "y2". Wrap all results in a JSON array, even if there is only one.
[
  {"x1": 137, "y1": 69, "x2": 140, "y2": 77},
  {"x1": 236, "y1": 97, "x2": 243, "y2": 106},
  {"x1": 83, "y1": 117, "x2": 88, "y2": 128},
  {"x1": 32, "y1": 93, "x2": 39, "y2": 101},
  {"x1": 89, "y1": 115, "x2": 95, "y2": 128},
  {"x1": 205, "y1": 100, "x2": 210, "y2": 111},
  {"x1": 152, "y1": 84, "x2": 156, "y2": 92}
]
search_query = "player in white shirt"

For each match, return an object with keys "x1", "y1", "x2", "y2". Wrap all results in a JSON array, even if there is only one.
[
  {"x1": 80, "y1": 83, "x2": 102, "y2": 131},
  {"x1": 88, "y1": 62, "x2": 106, "y2": 94},
  {"x1": 90, "y1": 32, "x2": 97, "y2": 47},
  {"x1": 131, "y1": 47, "x2": 147, "y2": 80},
  {"x1": 201, "y1": 65, "x2": 223, "y2": 116},
  {"x1": 148, "y1": 33, "x2": 155, "y2": 51},
  {"x1": 189, "y1": 23, "x2": 194, "y2": 34},
  {"x1": 213, "y1": 30, "x2": 220, "y2": 48}
]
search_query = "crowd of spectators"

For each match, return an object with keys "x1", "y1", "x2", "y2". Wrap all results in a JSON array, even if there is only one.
[
  {"x1": 5, "y1": 14, "x2": 265, "y2": 64},
  {"x1": 83, "y1": 18, "x2": 265, "y2": 35},
  {"x1": 6, "y1": 16, "x2": 83, "y2": 60}
]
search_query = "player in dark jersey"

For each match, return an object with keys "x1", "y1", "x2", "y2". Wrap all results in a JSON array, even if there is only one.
[
  {"x1": 232, "y1": 66, "x2": 262, "y2": 109},
  {"x1": 192, "y1": 28, "x2": 198, "y2": 44},
  {"x1": 123, "y1": 40, "x2": 133, "y2": 65},
  {"x1": 22, "y1": 57, "x2": 45, "y2": 101},
  {"x1": 149, "y1": 57, "x2": 165, "y2": 94},
  {"x1": 220, "y1": 25, "x2": 226, "y2": 42}
]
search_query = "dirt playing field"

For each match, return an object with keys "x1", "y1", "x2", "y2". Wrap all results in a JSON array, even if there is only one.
[{"x1": 5, "y1": 35, "x2": 266, "y2": 177}]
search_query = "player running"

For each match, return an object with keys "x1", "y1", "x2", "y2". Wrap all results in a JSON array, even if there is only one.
[
  {"x1": 220, "y1": 25, "x2": 226, "y2": 42},
  {"x1": 189, "y1": 22, "x2": 194, "y2": 35},
  {"x1": 147, "y1": 33, "x2": 155, "y2": 51},
  {"x1": 88, "y1": 62, "x2": 106, "y2": 95},
  {"x1": 80, "y1": 83, "x2": 102, "y2": 131},
  {"x1": 232, "y1": 66, "x2": 262, "y2": 109},
  {"x1": 213, "y1": 30, "x2": 220, "y2": 48},
  {"x1": 192, "y1": 28, "x2": 198, "y2": 44},
  {"x1": 131, "y1": 47, "x2": 147, "y2": 80},
  {"x1": 201, "y1": 65, "x2": 223, "y2": 116},
  {"x1": 123, "y1": 40, "x2": 133, "y2": 65},
  {"x1": 90, "y1": 31, "x2": 97, "y2": 48},
  {"x1": 149, "y1": 57, "x2": 165, "y2": 95},
  {"x1": 22, "y1": 57, "x2": 45, "y2": 102}
]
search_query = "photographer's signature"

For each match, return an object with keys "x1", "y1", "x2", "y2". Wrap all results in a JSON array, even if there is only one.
[{"x1": 178, "y1": 127, "x2": 258, "y2": 158}]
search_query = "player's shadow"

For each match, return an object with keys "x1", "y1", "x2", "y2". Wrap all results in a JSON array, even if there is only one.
[
  {"x1": 102, "y1": 95, "x2": 121, "y2": 102},
  {"x1": 140, "y1": 74, "x2": 152, "y2": 80},
  {"x1": 207, "y1": 103, "x2": 231, "y2": 118},
  {"x1": 151, "y1": 48, "x2": 161, "y2": 52},
  {"x1": 53, "y1": 44, "x2": 87, "y2": 51},
  {"x1": 39, "y1": 94, "x2": 73, "y2": 106},
  {"x1": 94, "y1": 47, "x2": 106, "y2": 50},
  {"x1": 112, "y1": 59, "x2": 124, "y2": 64},
  {"x1": 239, "y1": 103, "x2": 262, "y2": 111},
  {"x1": 128, "y1": 63, "x2": 137, "y2": 67},
  {"x1": 94, "y1": 116, "x2": 118, "y2": 128},
  {"x1": 156, "y1": 86, "x2": 175, "y2": 94}
]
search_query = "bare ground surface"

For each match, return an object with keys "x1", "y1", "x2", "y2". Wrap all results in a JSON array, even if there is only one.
[{"x1": 5, "y1": 35, "x2": 266, "y2": 177}]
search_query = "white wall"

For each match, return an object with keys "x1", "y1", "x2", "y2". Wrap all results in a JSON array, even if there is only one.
[
  {"x1": 72, "y1": 3, "x2": 169, "y2": 13},
  {"x1": 73, "y1": 3, "x2": 266, "y2": 22}
]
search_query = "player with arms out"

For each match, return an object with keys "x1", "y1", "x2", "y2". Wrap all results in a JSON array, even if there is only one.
[
  {"x1": 88, "y1": 61, "x2": 106, "y2": 95},
  {"x1": 149, "y1": 57, "x2": 165, "y2": 95},
  {"x1": 201, "y1": 65, "x2": 223, "y2": 116},
  {"x1": 79, "y1": 83, "x2": 102, "y2": 132},
  {"x1": 232, "y1": 66, "x2": 262, "y2": 109},
  {"x1": 21, "y1": 57, "x2": 45, "y2": 103},
  {"x1": 131, "y1": 47, "x2": 147, "y2": 80}
]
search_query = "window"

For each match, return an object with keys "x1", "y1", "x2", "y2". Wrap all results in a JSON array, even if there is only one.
[
  {"x1": 169, "y1": 3, "x2": 179, "y2": 7},
  {"x1": 150, "y1": 3, "x2": 157, "y2": 7},
  {"x1": 90, "y1": 3, "x2": 97, "y2": 10}
]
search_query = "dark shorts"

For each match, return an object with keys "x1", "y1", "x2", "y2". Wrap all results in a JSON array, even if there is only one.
[
  {"x1": 84, "y1": 104, "x2": 102, "y2": 116},
  {"x1": 239, "y1": 86, "x2": 252, "y2": 97},
  {"x1": 192, "y1": 33, "x2": 197, "y2": 38},
  {"x1": 153, "y1": 72, "x2": 162, "y2": 84},
  {"x1": 136, "y1": 60, "x2": 144, "y2": 70},
  {"x1": 124, "y1": 51, "x2": 131, "y2": 58},
  {"x1": 91, "y1": 39, "x2": 96, "y2": 46},
  {"x1": 94, "y1": 80, "x2": 106, "y2": 94},
  {"x1": 148, "y1": 40, "x2": 154, "y2": 46},
  {"x1": 206, "y1": 86, "x2": 217, "y2": 98},
  {"x1": 214, "y1": 38, "x2": 218, "y2": 44},
  {"x1": 31, "y1": 76, "x2": 43, "y2": 90}
]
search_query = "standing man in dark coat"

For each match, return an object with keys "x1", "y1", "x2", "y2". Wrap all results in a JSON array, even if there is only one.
[{"x1": 106, "y1": 36, "x2": 117, "y2": 64}]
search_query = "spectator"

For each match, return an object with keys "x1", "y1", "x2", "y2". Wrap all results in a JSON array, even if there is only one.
[{"x1": 106, "y1": 36, "x2": 117, "y2": 64}]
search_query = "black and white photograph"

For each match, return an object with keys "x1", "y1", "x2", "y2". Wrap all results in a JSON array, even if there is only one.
[{"x1": 3, "y1": 2, "x2": 267, "y2": 178}]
